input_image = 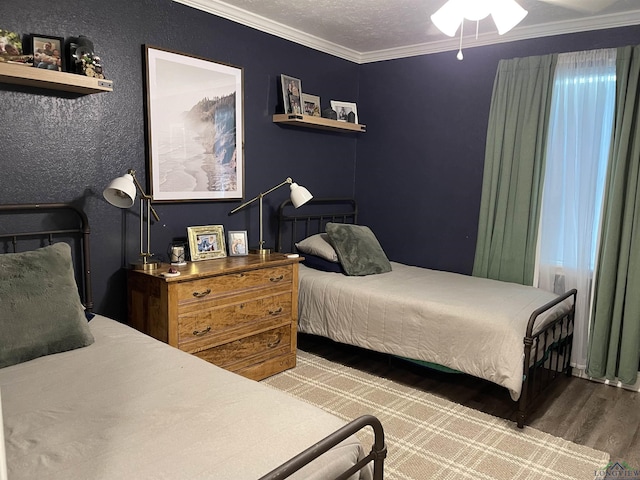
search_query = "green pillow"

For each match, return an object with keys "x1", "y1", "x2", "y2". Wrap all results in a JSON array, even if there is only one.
[
  {"x1": 325, "y1": 223, "x2": 392, "y2": 276},
  {"x1": 0, "y1": 243, "x2": 94, "y2": 368}
]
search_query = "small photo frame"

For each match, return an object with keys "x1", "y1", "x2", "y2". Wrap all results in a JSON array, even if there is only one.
[
  {"x1": 302, "y1": 93, "x2": 321, "y2": 117},
  {"x1": 281, "y1": 74, "x2": 303, "y2": 114},
  {"x1": 0, "y1": 30, "x2": 31, "y2": 65},
  {"x1": 330, "y1": 100, "x2": 358, "y2": 124},
  {"x1": 31, "y1": 34, "x2": 63, "y2": 71},
  {"x1": 187, "y1": 225, "x2": 227, "y2": 261},
  {"x1": 228, "y1": 230, "x2": 248, "y2": 256}
]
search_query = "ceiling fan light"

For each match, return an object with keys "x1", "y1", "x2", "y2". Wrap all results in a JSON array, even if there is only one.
[
  {"x1": 461, "y1": 0, "x2": 493, "y2": 21},
  {"x1": 491, "y1": 0, "x2": 528, "y2": 35},
  {"x1": 431, "y1": 0, "x2": 464, "y2": 37}
]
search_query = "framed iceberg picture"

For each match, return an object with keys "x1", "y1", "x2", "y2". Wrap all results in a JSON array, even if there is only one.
[{"x1": 144, "y1": 45, "x2": 244, "y2": 201}]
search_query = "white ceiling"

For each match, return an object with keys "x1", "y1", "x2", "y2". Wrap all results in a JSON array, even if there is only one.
[{"x1": 174, "y1": 0, "x2": 640, "y2": 63}]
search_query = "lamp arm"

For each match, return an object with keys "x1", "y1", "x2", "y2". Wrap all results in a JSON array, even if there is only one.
[
  {"x1": 228, "y1": 177, "x2": 293, "y2": 215},
  {"x1": 128, "y1": 169, "x2": 160, "y2": 222}
]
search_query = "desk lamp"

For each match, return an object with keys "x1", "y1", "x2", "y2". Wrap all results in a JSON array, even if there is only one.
[
  {"x1": 229, "y1": 177, "x2": 312, "y2": 255},
  {"x1": 103, "y1": 169, "x2": 160, "y2": 270}
]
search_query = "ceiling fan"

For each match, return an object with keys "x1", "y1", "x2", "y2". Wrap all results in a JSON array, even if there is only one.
[
  {"x1": 432, "y1": 0, "x2": 619, "y2": 37},
  {"x1": 431, "y1": 0, "x2": 619, "y2": 59}
]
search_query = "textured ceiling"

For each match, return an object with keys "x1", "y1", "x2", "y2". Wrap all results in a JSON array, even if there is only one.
[{"x1": 174, "y1": 0, "x2": 640, "y2": 62}]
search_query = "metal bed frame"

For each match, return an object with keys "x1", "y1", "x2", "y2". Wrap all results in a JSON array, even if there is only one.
[
  {"x1": 0, "y1": 203, "x2": 93, "y2": 313},
  {"x1": 276, "y1": 197, "x2": 576, "y2": 428},
  {"x1": 0, "y1": 202, "x2": 386, "y2": 479}
]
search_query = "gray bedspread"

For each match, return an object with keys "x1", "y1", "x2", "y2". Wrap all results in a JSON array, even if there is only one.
[
  {"x1": 0, "y1": 316, "x2": 369, "y2": 480},
  {"x1": 298, "y1": 262, "x2": 570, "y2": 400}
]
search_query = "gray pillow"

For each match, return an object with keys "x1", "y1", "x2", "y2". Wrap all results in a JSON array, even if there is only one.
[
  {"x1": 0, "y1": 243, "x2": 95, "y2": 368},
  {"x1": 325, "y1": 223, "x2": 392, "y2": 276},
  {"x1": 295, "y1": 233, "x2": 339, "y2": 262}
]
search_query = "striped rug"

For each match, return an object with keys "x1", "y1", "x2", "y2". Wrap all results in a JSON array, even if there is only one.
[{"x1": 262, "y1": 349, "x2": 609, "y2": 480}]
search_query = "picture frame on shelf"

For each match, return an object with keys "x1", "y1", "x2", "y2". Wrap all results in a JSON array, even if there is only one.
[
  {"x1": 228, "y1": 230, "x2": 248, "y2": 256},
  {"x1": 145, "y1": 45, "x2": 244, "y2": 202},
  {"x1": 31, "y1": 34, "x2": 63, "y2": 71},
  {"x1": 330, "y1": 100, "x2": 358, "y2": 124},
  {"x1": 280, "y1": 74, "x2": 302, "y2": 114},
  {"x1": 301, "y1": 93, "x2": 321, "y2": 117},
  {"x1": 0, "y1": 30, "x2": 31, "y2": 65},
  {"x1": 187, "y1": 225, "x2": 227, "y2": 261}
]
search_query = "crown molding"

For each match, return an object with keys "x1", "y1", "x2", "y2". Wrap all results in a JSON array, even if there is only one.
[
  {"x1": 172, "y1": 0, "x2": 362, "y2": 62},
  {"x1": 173, "y1": 0, "x2": 640, "y2": 64}
]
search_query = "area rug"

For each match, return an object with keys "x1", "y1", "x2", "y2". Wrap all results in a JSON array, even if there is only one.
[{"x1": 262, "y1": 350, "x2": 610, "y2": 480}]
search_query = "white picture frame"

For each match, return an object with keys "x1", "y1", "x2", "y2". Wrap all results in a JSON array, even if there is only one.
[
  {"x1": 301, "y1": 93, "x2": 321, "y2": 116},
  {"x1": 280, "y1": 74, "x2": 303, "y2": 114},
  {"x1": 330, "y1": 100, "x2": 358, "y2": 124},
  {"x1": 145, "y1": 45, "x2": 244, "y2": 202}
]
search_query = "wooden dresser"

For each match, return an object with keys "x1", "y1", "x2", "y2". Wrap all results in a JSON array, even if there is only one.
[{"x1": 127, "y1": 254, "x2": 301, "y2": 381}]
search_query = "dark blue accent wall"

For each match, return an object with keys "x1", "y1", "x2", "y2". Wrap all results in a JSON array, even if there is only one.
[
  {"x1": 1, "y1": 0, "x2": 359, "y2": 321},
  {"x1": 357, "y1": 25, "x2": 640, "y2": 275},
  {"x1": 2, "y1": 1, "x2": 639, "y2": 321}
]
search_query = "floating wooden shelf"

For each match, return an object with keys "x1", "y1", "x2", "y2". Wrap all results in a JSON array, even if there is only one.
[
  {"x1": 0, "y1": 62, "x2": 113, "y2": 94},
  {"x1": 273, "y1": 114, "x2": 366, "y2": 133}
]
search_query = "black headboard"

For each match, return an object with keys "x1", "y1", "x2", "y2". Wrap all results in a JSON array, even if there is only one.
[
  {"x1": 0, "y1": 203, "x2": 93, "y2": 312},
  {"x1": 276, "y1": 197, "x2": 357, "y2": 253}
]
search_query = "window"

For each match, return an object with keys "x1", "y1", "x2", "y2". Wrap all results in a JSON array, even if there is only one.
[{"x1": 536, "y1": 49, "x2": 616, "y2": 369}]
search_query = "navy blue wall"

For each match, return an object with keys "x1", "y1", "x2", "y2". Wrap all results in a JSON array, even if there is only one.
[
  {"x1": 2, "y1": 1, "x2": 640, "y2": 321},
  {"x1": 357, "y1": 25, "x2": 640, "y2": 275},
  {"x1": 1, "y1": 0, "x2": 359, "y2": 321}
]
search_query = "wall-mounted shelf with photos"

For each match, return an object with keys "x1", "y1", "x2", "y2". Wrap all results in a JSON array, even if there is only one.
[
  {"x1": 272, "y1": 114, "x2": 366, "y2": 133},
  {"x1": 0, "y1": 62, "x2": 113, "y2": 95}
]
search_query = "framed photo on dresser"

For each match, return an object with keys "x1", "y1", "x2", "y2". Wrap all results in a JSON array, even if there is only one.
[
  {"x1": 187, "y1": 225, "x2": 227, "y2": 261},
  {"x1": 228, "y1": 230, "x2": 248, "y2": 256}
]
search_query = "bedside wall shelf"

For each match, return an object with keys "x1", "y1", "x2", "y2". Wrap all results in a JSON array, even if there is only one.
[
  {"x1": 0, "y1": 62, "x2": 113, "y2": 94},
  {"x1": 273, "y1": 114, "x2": 366, "y2": 133}
]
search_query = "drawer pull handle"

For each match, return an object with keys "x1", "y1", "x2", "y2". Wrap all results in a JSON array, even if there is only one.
[
  {"x1": 268, "y1": 307, "x2": 283, "y2": 315},
  {"x1": 270, "y1": 275, "x2": 284, "y2": 283},
  {"x1": 193, "y1": 289, "x2": 211, "y2": 298},
  {"x1": 267, "y1": 334, "x2": 282, "y2": 348},
  {"x1": 193, "y1": 326, "x2": 211, "y2": 336}
]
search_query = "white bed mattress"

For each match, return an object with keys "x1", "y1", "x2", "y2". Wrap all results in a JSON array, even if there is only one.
[
  {"x1": 298, "y1": 262, "x2": 570, "y2": 401},
  {"x1": 0, "y1": 315, "x2": 369, "y2": 480}
]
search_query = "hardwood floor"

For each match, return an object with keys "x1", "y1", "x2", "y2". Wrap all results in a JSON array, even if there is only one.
[{"x1": 298, "y1": 333, "x2": 640, "y2": 469}]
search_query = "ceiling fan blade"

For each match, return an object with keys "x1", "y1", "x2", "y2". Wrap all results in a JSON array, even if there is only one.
[{"x1": 537, "y1": 0, "x2": 618, "y2": 14}]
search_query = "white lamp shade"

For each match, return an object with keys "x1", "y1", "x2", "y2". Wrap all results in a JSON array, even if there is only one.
[
  {"x1": 290, "y1": 182, "x2": 313, "y2": 208},
  {"x1": 491, "y1": 0, "x2": 528, "y2": 35},
  {"x1": 103, "y1": 173, "x2": 136, "y2": 208},
  {"x1": 430, "y1": 0, "x2": 464, "y2": 37}
]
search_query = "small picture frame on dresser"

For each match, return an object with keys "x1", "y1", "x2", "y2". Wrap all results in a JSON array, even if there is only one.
[
  {"x1": 228, "y1": 230, "x2": 248, "y2": 256},
  {"x1": 187, "y1": 225, "x2": 227, "y2": 261}
]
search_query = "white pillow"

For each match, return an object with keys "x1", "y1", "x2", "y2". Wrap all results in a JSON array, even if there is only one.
[{"x1": 295, "y1": 233, "x2": 339, "y2": 262}]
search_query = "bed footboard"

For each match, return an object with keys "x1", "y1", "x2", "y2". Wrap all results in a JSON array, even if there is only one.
[
  {"x1": 258, "y1": 415, "x2": 386, "y2": 480},
  {"x1": 517, "y1": 288, "x2": 577, "y2": 428}
]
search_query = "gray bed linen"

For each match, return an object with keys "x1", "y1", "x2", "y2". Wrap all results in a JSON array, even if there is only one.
[
  {"x1": 0, "y1": 316, "x2": 370, "y2": 480},
  {"x1": 298, "y1": 262, "x2": 571, "y2": 401}
]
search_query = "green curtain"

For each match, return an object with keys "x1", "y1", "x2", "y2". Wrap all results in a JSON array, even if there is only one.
[
  {"x1": 587, "y1": 46, "x2": 640, "y2": 385},
  {"x1": 473, "y1": 54, "x2": 557, "y2": 285}
]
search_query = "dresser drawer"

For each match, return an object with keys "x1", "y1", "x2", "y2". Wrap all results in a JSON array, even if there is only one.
[
  {"x1": 177, "y1": 292, "x2": 292, "y2": 351},
  {"x1": 176, "y1": 265, "x2": 292, "y2": 305},
  {"x1": 193, "y1": 324, "x2": 292, "y2": 369},
  {"x1": 234, "y1": 353, "x2": 296, "y2": 381}
]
